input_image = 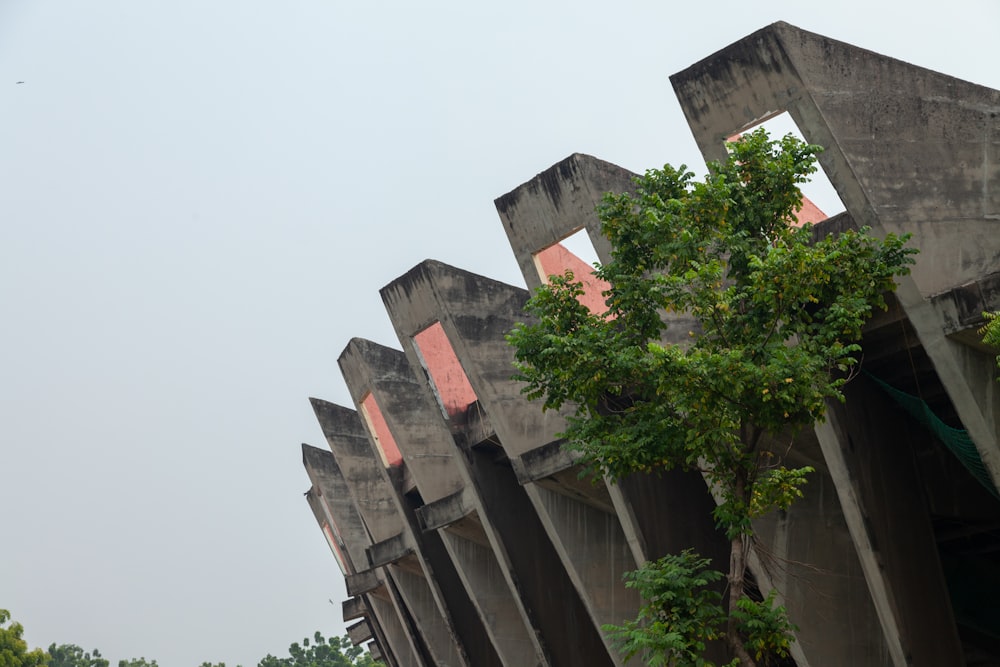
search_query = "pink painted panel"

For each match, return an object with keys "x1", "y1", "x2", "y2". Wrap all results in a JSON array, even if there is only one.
[
  {"x1": 533, "y1": 242, "x2": 610, "y2": 315},
  {"x1": 323, "y1": 522, "x2": 348, "y2": 576},
  {"x1": 413, "y1": 322, "x2": 477, "y2": 419},
  {"x1": 360, "y1": 394, "x2": 403, "y2": 467},
  {"x1": 794, "y1": 195, "x2": 827, "y2": 226}
]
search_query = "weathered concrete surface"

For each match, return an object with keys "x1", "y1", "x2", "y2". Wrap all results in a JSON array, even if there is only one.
[
  {"x1": 670, "y1": 20, "x2": 1000, "y2": 493},
  {"x1": 493, "y1": 157, "x2": 741, "y2": 662},
  {"x1": 301, "y1": 23, "x2": 1000, "y2": 667},
  {"x1": 670, "y1": 23, "x2": 1000, "y2": 665},
  {"x1": 302, "y1": 445, "x2": 372, "y2": 574},
  {"x1": 301, "y1": 446, "x2": 416, "y2": 667},
  {"x1": 311, "y1": 399, "x2": 467, "y2": 667},
  {"x1": 463, "y1": 439, "x2": 622, "y2": 667},
  {"x1": 494, "y1": 152, "x2": 633, "y2": 290},
  {"x1": 340, "y1": 339, "x2": 544, "y2": 665},
  {"x1": 381, "y1": 260, "x2": 642, "y2": 665},
  {"x1": 339, "y1": 339, "x2": 548, "y2": 666}
]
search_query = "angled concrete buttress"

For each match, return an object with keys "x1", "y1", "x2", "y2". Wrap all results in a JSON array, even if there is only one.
[
  {"x1": 303, "y1": 23, "x2": 1000, "y2": 667},
  {"x1": 302, "y1": 489, "x2": 392, "y2": 664},
  {"x1": 494, "y1": 155, "x2": 737, "y2": 663},
  {"x1": 310, "y1": 399, "x2": 460, "y2": 666},
  {"x1": 380, "y1": 259, "x2": 643, "y2": 666},
  {"x1": 338, "y1": 337, "x2": 539, "y2": 667},
  {"x1": 670, "y1": 20, "x2": 1000, "y2": 486},
  {"x1": 493, "y1": 132, "x2": 901, "y2": 666},
  {"x1": 302, "y1": 444, "x2": 422, "y2": 667},
  {"x1": 670, "y1": 22, "x2": 1000, "y2": 666},
  {"x1": 332, "y1": 346, "x2": 491, "y2": 667}
]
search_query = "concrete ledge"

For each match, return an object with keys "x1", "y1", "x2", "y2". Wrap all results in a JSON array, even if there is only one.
[
  {"x1": 345, "y1": 570, "x2": 381, "y2": 596},
  {"x1": 367, "y1": 532, "x2": 413, "y2": 568},
  {"x1": 347, "y1": 619, "x2": 374, "y2": 645},
  {"x1": 510, "y1": 440, "x2": 578, "y2": 484},
  {"x1": 343, "y1": 596, "x2": 367, "y2": 622},
  {"x1": 933, "y1": 271, "x2": 1000, "y2": 342},
  {"x1": 417, "y1": 488, "x2": 473, "y2": 531}
]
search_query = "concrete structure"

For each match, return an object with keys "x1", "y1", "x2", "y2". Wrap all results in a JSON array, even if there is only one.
[{"x1": 302, "y1": 23, "x2": 1000, "y2": 666}]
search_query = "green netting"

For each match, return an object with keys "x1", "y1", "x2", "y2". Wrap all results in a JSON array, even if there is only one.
[{"x1": 866, "y1": 373, "x2": 1000, "y2": 500}]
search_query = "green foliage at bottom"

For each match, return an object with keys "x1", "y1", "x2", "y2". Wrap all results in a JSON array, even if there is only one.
[
  {"x1": 47, "y1": 644, "x2": 108, "y2": 667},
  {"x1": 0, "y1": 610, "x2": 48, "y2": 667},
  {"x1": 257, "y1": 633, "x2": 381, "y2": 667},
  {"x1": 604, "y1": 552, "x2": 795, "y2": 667},
  {"x1": 605, "y1": 551, "x2": 725, "y2": 667},
  {"x1": 982, "y1": 311, "x2": 1000, "y2": 377}
]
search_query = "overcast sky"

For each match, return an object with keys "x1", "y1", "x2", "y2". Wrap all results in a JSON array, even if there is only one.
[{"x1": 2, "y1": 2, "x2": 998, "y2": 666}]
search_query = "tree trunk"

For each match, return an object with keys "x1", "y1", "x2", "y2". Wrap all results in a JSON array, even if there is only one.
[{"x1": 726, "y1": 470, "x2": 756, "y2": 667}]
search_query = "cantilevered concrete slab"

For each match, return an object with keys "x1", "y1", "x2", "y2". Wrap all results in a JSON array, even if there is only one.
[
  {"x1": 338, "y1": 338, "x2": 544, "y2": 667},
  {"x1": 310, "y1": 399, "x2": 467, "y2": 667}
]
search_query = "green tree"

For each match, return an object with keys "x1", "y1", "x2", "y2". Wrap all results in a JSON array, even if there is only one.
[
  {"x1": 0, "y1": 610, "x2": 48, "y2": 667},
  {"x1": 116, "y1": 658, "x2": 157, "y2": 667},
  {"x1": 982, "y1": 311, "x2": 1000, "y2": 377},
  {"x1": 508, "y1": 129, "x2": 916, "y2": 666},
  {"x1": 257, "y1": 633, "x2": 380, "y2": 667},
  {"x1": 47, "y1": 644, "x2": 107, "y2": 667}
]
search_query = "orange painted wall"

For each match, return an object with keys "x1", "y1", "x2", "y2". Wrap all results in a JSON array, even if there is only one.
[
  {"x1": 360, "y1": 394, "x2": 403, "y2": 467},
  {"x1": 533, "y1": 242, "x2": 610, "y2": 315},
  {"x1": 413, "y1": 322, "x2": 477, "y2": 419}
]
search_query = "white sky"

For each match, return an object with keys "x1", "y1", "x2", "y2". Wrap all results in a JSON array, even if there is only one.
[{"x1": 1, "y1": 2, "x2": 997, "y2": 665}]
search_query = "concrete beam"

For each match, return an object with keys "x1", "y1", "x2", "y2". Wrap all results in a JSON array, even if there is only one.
[
  {"x1": 340, "y1": 338, "x2": 548, "y2": 667},
  {"x1": 343, "y1": 597, "x2": 367, "y2": 623},
  {"x1": 311, "y1": 399, "x2": 463, "y2": 667},
  {"x1": 347, "y1": 619, "x2": 374, "y2": 646},
  {"x1": 302, "y1": 444, "x2": 372, "y2": 574},
  {"x1": 345, "y1": 571, "x2": 381, "y2": 597},
  {"x1": 380, "y1": 260, "x2": 642, "y2": 665},
  {"x1": 670, "y1": 20, "x2": 1000, "y2": 491},
  {"x1": 669, "y1": 23, "x2": 1000, "y2": 664},
  {"x1": 493, "y1": 153, "x2": 634, "y2": 290}
]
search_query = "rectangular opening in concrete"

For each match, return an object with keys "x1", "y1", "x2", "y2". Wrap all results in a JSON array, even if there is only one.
[
  {"x1": 729, "y1": 111, "x2": 846, "y2": 224},
  {"x1": 360, "y1": 393, "x2": 403, "y2": 467},
  {"x1": 532, "y1": 228, "x2": 610, "y2": 314},
  {"x1": 412, "y1": 322, "x2": 477, "y2": 420}
]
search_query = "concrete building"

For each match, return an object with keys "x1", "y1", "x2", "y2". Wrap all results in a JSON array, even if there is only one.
[{"x1": 302, "y1": 23, "x2": 1000, "y2": 666}]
